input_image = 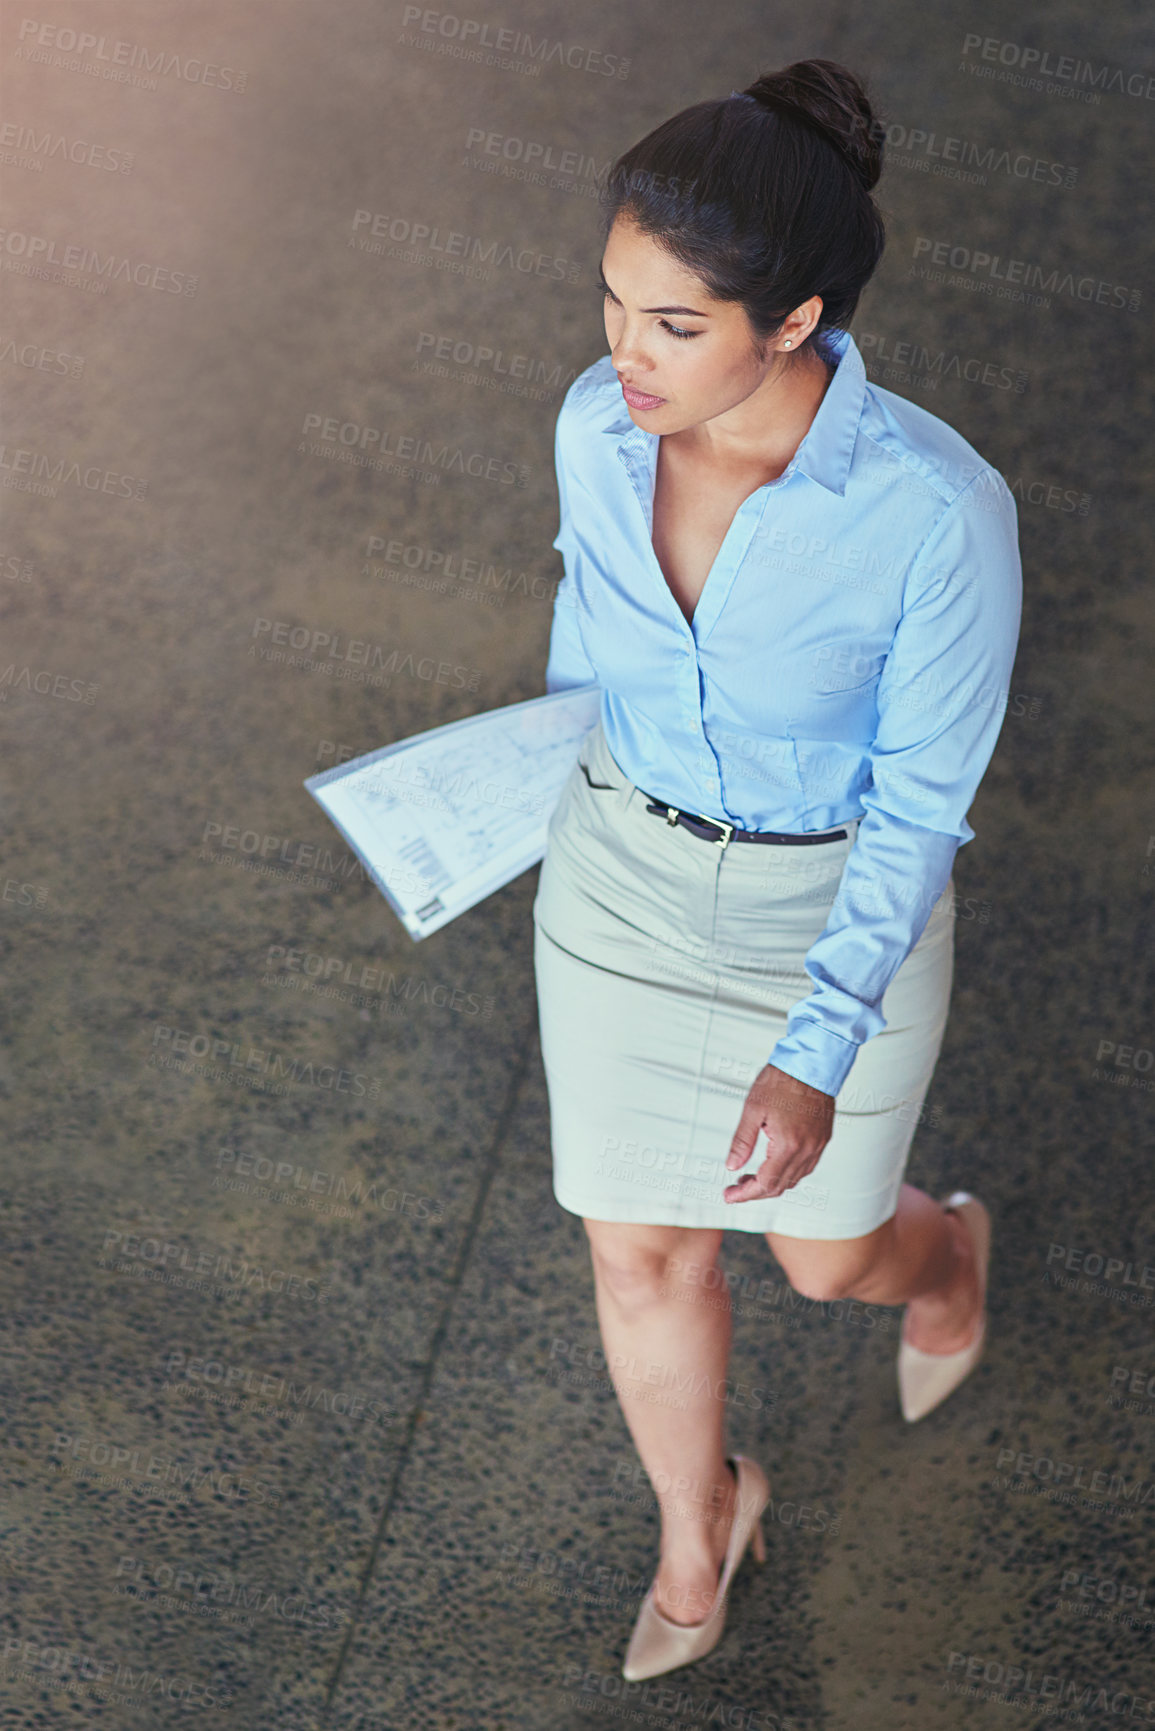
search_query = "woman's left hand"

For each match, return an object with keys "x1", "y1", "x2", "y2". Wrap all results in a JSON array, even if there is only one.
[{"x1": 723, "y1": 1064, "x2": 834, "y2": 1204}]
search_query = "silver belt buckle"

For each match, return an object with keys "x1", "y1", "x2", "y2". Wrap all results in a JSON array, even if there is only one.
[{"x1": 699, "y1": 813, "x2": 734, "y2": 849}]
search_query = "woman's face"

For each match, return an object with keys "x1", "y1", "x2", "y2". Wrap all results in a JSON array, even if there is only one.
[{"x1": 599, "y1": 213, "x2": 819, "y2": 436}]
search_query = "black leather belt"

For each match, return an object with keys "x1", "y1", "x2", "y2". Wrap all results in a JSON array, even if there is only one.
[{"x1": 641, "y1": 794, "x2": 848, "y2": 850}]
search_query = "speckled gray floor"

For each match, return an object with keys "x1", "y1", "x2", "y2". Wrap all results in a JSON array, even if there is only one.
[{"x1": 2, "y1": 1, "x2": 1153, "y2": 1727}]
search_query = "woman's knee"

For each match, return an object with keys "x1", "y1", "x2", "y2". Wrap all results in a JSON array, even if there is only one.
[
  {"x1": 766, "y1": 1222, "x2": 892, "y2": 1302},
  {"x1": 584, "y1": 1218, "x2": 722, "y2": 1308}
]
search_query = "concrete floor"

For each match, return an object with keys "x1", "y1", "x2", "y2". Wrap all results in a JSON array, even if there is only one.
[{"x1": 1, "y1": 1, "x2": 1153, "y2": 1726}]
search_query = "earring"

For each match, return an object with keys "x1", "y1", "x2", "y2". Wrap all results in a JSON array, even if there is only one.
[{"x1": 783, "y1": 340, "x2": 792, "y2": 348}]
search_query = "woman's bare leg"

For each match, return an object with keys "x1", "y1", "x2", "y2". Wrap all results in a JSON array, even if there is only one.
[
  {"x1": 583, "y1": 1217, "x2": 739, "y2": 1626},
  {"x1": 766, "y1": 1181, "x2": 981, "y2": 1348},
  {"x1": 579, "y1": 1185, "x2": 977, "y2": 1629}
]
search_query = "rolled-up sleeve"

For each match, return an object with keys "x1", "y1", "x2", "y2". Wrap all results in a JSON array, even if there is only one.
[
  {"x1": 544, "y1": 398, "x2": 598, "y2": 695},
  {"x1": 767, "y1": 468, "x2": 1024, "y2": 1096}
]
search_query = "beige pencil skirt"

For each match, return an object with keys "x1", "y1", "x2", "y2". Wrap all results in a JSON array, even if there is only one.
[{"x1": 532, "y1": 715, "x2": 955, "y2": 1241}]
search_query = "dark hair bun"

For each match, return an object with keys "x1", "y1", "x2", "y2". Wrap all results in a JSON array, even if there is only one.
[{"x1": 742, "y1": 58, "x2": 885, "y2": 192}]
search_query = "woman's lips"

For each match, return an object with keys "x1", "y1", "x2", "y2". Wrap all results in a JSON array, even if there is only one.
[{"x1": 620, "y1": 381, "x2": 666, "y2": 410}]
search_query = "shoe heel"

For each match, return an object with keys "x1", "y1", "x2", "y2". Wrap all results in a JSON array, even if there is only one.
[{"x1": 751, "y1": 1518, "x2": 766, "y2": 1564}]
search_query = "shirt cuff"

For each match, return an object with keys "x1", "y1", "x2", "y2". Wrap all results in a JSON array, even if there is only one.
[{"x1": 766, "y1": 1018, "x2": 861, "y2": 1098}]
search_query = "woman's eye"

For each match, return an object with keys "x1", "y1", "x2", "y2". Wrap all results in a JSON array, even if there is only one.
[{"x1": 599, "y1": 290, "x2": 699, "y2": 340}]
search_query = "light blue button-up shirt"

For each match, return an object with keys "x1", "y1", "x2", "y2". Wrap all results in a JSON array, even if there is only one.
[{"x1": 543, "y1": 329, "x2": 1023, "y2": 1098}]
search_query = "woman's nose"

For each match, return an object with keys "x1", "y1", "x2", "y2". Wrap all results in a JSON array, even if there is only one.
[{"x1": 609, "y1": 329, "x2": 653, "y2": 375}]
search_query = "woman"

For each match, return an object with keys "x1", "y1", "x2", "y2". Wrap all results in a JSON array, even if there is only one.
[{"x1": 532, "y1": 59, "x2": 1022, "y2": 1682}]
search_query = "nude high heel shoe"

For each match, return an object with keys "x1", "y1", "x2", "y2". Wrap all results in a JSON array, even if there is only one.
[
  {"x1": 897, "y1": 1191, "x2": 991, "y2": 1423},
  {"x1": 621, "y1": 1453, "x2": 770, "y2": 1682}
]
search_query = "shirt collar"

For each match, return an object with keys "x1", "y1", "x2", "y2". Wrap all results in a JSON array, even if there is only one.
[{"x1": 602, "y1": 328, "x2": 866, "y2": 499}]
